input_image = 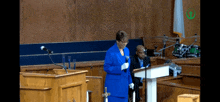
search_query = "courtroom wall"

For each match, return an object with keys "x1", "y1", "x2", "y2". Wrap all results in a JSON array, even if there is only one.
[
  {"x1": 182, "y1": 0, "x2": 200, "y2": 46},
  {"x1": 143, "y1": 0, "x2": 200, "y2": 59},
  {"x1": 20, "y1": 0, "x2": 174, "y2": 44},
  {"x1": 20, "y1": 0, "x2": 200, "y2": 58}
]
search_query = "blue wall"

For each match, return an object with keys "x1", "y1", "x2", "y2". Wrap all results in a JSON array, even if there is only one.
[{"x1": 20, "y1": 39, "x2": 143, "y2": 66}]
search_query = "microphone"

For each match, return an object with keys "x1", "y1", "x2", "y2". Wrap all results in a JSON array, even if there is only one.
[
  {"x1": 126, "y1": 56, "x2": 129, "y2": 63},
  {"x1": 41, "y1": 47, "x2": 68, "y2": 73},
  {"x1": 40, "y1": 46, "x2": 53, "y2": 54},
  {"x1": 146, "y1": 64, "x2": 150, "y2": 68},
  {"x1": 124, "y1": 56, "x2": 129, "y2": 72},
  {"x1": 144, "y1": 49, "x2": 147, "y2": 56}
]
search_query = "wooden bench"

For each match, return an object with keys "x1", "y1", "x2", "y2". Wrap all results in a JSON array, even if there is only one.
[{"x1": 156, "y1": 57, "x2": 200, "y2": 102}]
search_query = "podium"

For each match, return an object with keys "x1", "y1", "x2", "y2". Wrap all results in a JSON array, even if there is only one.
[
  {"x1": 133, "y1": 64, "x2": 170, "y2": 102},
  {"x1": 20, "y1": 69, "x2": 88, "y2": 102}
]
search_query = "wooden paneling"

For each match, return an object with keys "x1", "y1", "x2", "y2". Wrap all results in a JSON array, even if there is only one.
[
  {"x1": 154, "y1": 56, "x2": 201, "y2": 102},
  {"x1": 20, "y1": 57, "x2": 166, "y2": 101},
  {"x1": 157, "y1": 84, "x2": 200, "y2": 102},
  {"x1": 182, "y1": 0, "x2": 200, "y2": 46},
  {"x1": 171, "y1": 57, "x2": 200, "y2": 65},
  {"x1": 181, "y1": 65, "x2": 200, "y2": 77},
  {"x1": 20, "y1": 69, "x2": 88, "y2": 102},
  {"x1": 20, "y1": 89, "x2": 51, "y2": 102},
  {"x1": 20, "y1": 57, "x2": 202, "y2": 102},
  {"x1": 182, "y1": 76, "x2": 200, "y2": 87},
  {"x1": 86, "y1": 76, "x2": 103, "y2": 102},
  {"x1": 20, "y1": 0, "x2": 174, "y2": 44},
  {"x1": 75, "y1": 61, "x2": 106, "y2": 92},
  {"x1": 20, "y1": 61, "x2": 105, "y2": 72},
  {"x1": 140, "y1": 63, "x2": 201, "y2": 102},
  {"x1": 20, "y1": 0, "x2": 200, "y2": 58},
  {"x1": 155, "y1": 76, "x2": 200, "y2": 102},
  {"x1": 150, "y1": 57, "x2": 169, "y2": 65},
  {"x1": 20, "y1": 61, "x2": 106, "y2": 102}
]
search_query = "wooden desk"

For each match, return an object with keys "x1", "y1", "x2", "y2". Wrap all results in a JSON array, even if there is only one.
[{"x1": 20, "y1": 69, "x2": 88, "y2": 102}]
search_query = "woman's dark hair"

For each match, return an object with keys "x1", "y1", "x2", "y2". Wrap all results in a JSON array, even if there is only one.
[{"x1": 116, "y1": 30, "x2": 128, "y2": 42}]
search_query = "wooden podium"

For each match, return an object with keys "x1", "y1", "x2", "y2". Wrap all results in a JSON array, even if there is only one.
[
  {"x1": 133, "y1": 64, "x2": 170, "y2": 102},
  {"x1": 20, "y1": 69, "x2": 88, "y2": 102}
]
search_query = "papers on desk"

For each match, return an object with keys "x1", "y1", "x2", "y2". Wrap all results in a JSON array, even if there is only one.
[
  {"x1": 140, "y1": 64, "x2": 151, "y2": 69},
  {"x1": 140, "y1": 66, "x2": 148, "y2": 69}
]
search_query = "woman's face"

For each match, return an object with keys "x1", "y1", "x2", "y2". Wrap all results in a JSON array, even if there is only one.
[{"x1": 116, "y1": 38, "x2": 129, "y2": 49}]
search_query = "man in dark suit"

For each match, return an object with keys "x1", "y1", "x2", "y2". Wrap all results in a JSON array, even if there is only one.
[{"x1": 129, "y1": 45, "x2": 151, "y2": 102}]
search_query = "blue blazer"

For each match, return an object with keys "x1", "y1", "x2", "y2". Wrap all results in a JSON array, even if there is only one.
[{"x1": 104, "y1": 42, "x2": 133, "y2": 98}]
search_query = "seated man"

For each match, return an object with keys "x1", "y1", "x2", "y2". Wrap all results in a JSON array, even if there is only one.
[{"x1": 129, "y1": 45, "x2": 151, "y2": 102}]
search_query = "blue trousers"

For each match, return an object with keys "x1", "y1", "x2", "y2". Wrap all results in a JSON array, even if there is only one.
[{"x1": 105, "y1": 96, "x2": 128, "y2": 102}]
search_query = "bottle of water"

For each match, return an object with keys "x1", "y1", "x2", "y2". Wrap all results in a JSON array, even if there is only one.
[
  {"x1": 62, "y1": 54, "x2": 65, "y2": 68},
  {"x1": 68, "y1": 56, "x2": 71, "y2": 69},
  {"x1": 173, "y1": 68, "x2": 177, "y2": 78}
]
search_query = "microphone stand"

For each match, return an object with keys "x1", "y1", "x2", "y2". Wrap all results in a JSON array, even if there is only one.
[
  {"x1": 48, "y1": 53, "x2": 68, "y2": 73},
  {"x1": 144, "y1": 63, "x2": 151, "y2": 102},
  {"x1": 41, "y1": 46, "x2": 68, "y2": 73},
  {"x1": 145, "y1": 64, "x2": 147, "y2": 102}
]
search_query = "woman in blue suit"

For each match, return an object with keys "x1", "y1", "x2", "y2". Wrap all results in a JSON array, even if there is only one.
[{"x1": 104, "y1": 30, "x2": 134, "y2": 102}]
